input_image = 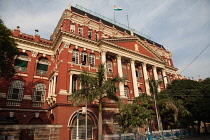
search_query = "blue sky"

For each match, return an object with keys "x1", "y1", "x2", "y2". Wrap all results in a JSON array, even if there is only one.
[{"x1": 0, "y1": 0, "x2": 209, "y2": 80}]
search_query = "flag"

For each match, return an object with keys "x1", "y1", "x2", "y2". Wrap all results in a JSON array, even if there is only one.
[{"x1": 114, "y1": 6, "x2": 122, "y2": 11}]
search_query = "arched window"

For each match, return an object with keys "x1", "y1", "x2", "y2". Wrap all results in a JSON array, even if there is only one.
[
  {"x1": 14, "y1": 53, "x2": 29, "y2": 72},
  {"x1": 81, "y1": 51, "x2": 87, "y2": 65},
  {"x1": 124, "y1": 86, "x2": 130, "y2": 99},
  {"x1": 7, "y1": 80, "x2": 24, "y2": 100},
  {"x1": 89, "y1": 53, "x2": 95, "y2": 66},
  {"x1": 36, "y1": 57, "x2": 49, "y2": 75},
  {"x1": 72, "y1": 49, "x2": 79, "y2": 64},
  {"x1": 71, "y1": 114, "x2": 93, "y2": 139},
  {"x1": 106, "y1": 58, "x2": 113, "y2": 76},
  {"x1": 33, "y1": 83, "x2": 46, "y2": 102}
]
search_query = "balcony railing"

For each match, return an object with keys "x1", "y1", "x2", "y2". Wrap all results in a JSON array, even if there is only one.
[
  {"x1": 32, "y1": 102, "x2": 44, "y2": 107},
  {"x1": 36, "y1": 70, "x2": 47, "y2": 75},
  {"x1": 7, "y1": 100, "x2": 21, "y2": 106},
  {"x1": 14, "y1": 66, "x2": 27, "y2": 72}
]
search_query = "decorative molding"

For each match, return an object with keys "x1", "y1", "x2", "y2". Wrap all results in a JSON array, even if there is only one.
[
  {"x1": 58, "y1": 89, "x2": 69, "y2": 95},
  {"x1": 23, "y1": 95, "x2": 32, "y2": 100},
  {"x1": 32, "y1": 51, "x2": 38, "y2": 57},
  {"x1": 0, "y1": 93, "x2": 6, "y2": 98},
  {"x1": 34, "y1": 75, "x2": 48, "y2": 79}
]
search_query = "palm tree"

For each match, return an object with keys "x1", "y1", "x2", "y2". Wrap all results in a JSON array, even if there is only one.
[
  {"x1": 68, "y1": 63, "x2": 123, "y2": 140},
  {"x1": 149, "y1": 79, "x2": 189, "y2": 129}
]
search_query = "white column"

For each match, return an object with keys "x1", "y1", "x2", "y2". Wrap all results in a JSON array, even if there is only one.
[
  {"x1": 142, "y1": 63, "x2": 150, "y2": 95},
  {"x1": 69, "y1": 74, "x2": 73, "y2": 94},
  {"x1": 101, "y1": 50, "x2": 106, "y2": 64},
  {"x1": 152, "y1": 66, "x2": 158, "y2": 80},
  {"x1": 53, "y1": 76, "x2": 57, "y2": 95},
  {"x1": 48, "y1": 80, "x2": 51, "y2": 97},
  {"x1": 117, "y1": 55, "x2": 124, "y2": 97},
  {"x1": 162, "y1": 69, "x2": 168, "y2": 88},
  {"x1": 130, "y1": 59, "x2": 139, "y2": 97},
  {"x1": 152, "y1": 66, "x2": 160, "y2": 92},
  {"x1": 50, "y1": 79, "x2": 53, "y2": 96},
  {"x1": 101, "y1": 50, "x2": 107, "y2": 80}
]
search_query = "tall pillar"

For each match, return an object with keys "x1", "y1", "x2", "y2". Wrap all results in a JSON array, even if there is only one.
[
  {"x1": 101, "y1": 50, "x2": 106, "y2": 64},
  {"x1": 50, "y1": 79, "x2": 53, "y2": 96},
  {"x1": 117, "y1": 55, "x2": 124, "y2": 97},
  {"x1": 142, "y1": 63, "x2": 150, "y2": 95},
  {"x1": 162, "y1": 69, "x2": 168, "y2": 88},
  {"x1": 152, "y1": 66, "x2": 158, "y2": 80},
  {"x1": 152, "y1": 66, "x2": 160, "y2": 92},
  {"x1": 53, "y1": 76, "x2": 57, "y2": 95},
  {"x1": 101, "y1": 50, "x2": 107, "y2": 80},
  {"x1": 130, "y1": 59, "x2": 139, "y2": 97},
  {"x1": 48, "y1": 80, "x2": 52, "y2": 97}
]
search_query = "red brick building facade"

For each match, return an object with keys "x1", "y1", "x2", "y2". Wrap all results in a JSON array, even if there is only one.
[{"x1": 0, "y1": 4, "x2": 180, "y2": 140}]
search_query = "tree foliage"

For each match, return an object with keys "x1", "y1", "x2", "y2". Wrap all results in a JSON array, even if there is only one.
[
  {"x1": 0, "y1": 19, "x2": 19, "y2": 79},
  {"x1": 118, "y1": 95, "x2": 155, "y2": 132},
  {"x1": 162, "y1": 78, "x2": 210, "y2": 133}
]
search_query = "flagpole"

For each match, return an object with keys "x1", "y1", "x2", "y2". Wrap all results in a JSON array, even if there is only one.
[
  {"x1": 127, "y1": 14, "x2": 130, "y2": 29},
  {"x1": 114, "y1": 10, "x2": 115, "y2": 22}
]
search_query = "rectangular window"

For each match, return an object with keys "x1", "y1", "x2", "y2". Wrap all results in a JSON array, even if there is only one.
[
  {"x1": 78, "y1": 27, "x2": 83, "y2": 36},
  {"x1": 88, "y1": 30, "x2": 92, "y2": 39},
  {"x1": 33, "y1": 91, "x2": 44, "y2": 102},
  {"x1": 72, "y1": 51, "x2": 79, "y2": 64},
  {"x1": 81, "y1": 52, "x2": 87, "y2": 65},
  {"x1": 72, "y1": 78, "x2": 77, "y2": 93}
]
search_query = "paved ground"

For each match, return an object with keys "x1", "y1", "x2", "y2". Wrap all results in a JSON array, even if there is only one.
[{"x1": 181, "y1": 135, "x2": 210, "y2": 140}]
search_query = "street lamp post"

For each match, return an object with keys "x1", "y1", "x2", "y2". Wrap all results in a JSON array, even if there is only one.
[{"x1": 76, "y1": 110, "x2": 80, "y2": 140}]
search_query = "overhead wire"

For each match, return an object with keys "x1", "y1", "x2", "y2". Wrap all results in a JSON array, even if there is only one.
[{"x1": 180, "y1": 43, "x2": 210, "y2": 74}]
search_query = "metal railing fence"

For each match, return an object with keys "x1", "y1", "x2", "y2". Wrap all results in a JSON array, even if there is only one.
[{"x1": 102, "y1": 129, "x2": 196, "y2": 140}]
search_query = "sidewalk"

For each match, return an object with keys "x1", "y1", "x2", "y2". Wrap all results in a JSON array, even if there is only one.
[{"x1": 181, "y1": 135, "x2": 210, "y2": 140}]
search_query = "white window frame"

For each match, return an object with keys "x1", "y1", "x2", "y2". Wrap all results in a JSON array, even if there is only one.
[
  {"x1": 7, "y1": 80, "x2": 24, "y2": 101},
  {"x1": 106, "y1": 59, "x2": 113, "y2": 75},
  {"x1": 88, "y1": 30, "x2": 92, "y2": 39},
  {"x1": 33, "y1": 83, "x2": 46, "y2": 102},
  {"x1": 89, "y1": 53, "x2": 95, "y2": 66},
  {"x1": 72, "y1": 50, "x2": 79, "y2": 64},
  {"x1": 70, "y1": 24, "x2": 75, "y2": 33},
  {"x1": 78, "y1": 26, "x2": 83, "y2": 36},
  {"x1": 124, "y1": 86, "x2": 130, "y2": 99},
  {"x1": 81, "y1": 51, "x2": 87, "y2": 65}
]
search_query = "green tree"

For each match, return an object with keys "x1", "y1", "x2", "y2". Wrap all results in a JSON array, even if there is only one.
[
  {"x1": 118, "y1": 94, "x2": 155, "y2": 132},
  {"x1": 0, "y1": 19, "x2": 19, "y2": 79},
  {"x1": 68, "y1": 63, "x2": 123, "y2": 140},
  {"x1": 157, "y1": 90, "x2": 190, "y2": 129},
  {"x1": 199, "y1": 78, "x2": 210, "y2": 133},
  {"x1": 166, "y1": 79, "x2": 203, "y2": 133},
  {"x1": 149, "y1": 79, "x2": 189, "y2": 130}
]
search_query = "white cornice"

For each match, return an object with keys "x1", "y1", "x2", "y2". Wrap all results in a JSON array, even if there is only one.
[
  {"x1": 54, "y1": 30, "x2": 100, "y2": 52},
  {"x1": 13, "y1": 37, "x2": 53, "y2": 55}
]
